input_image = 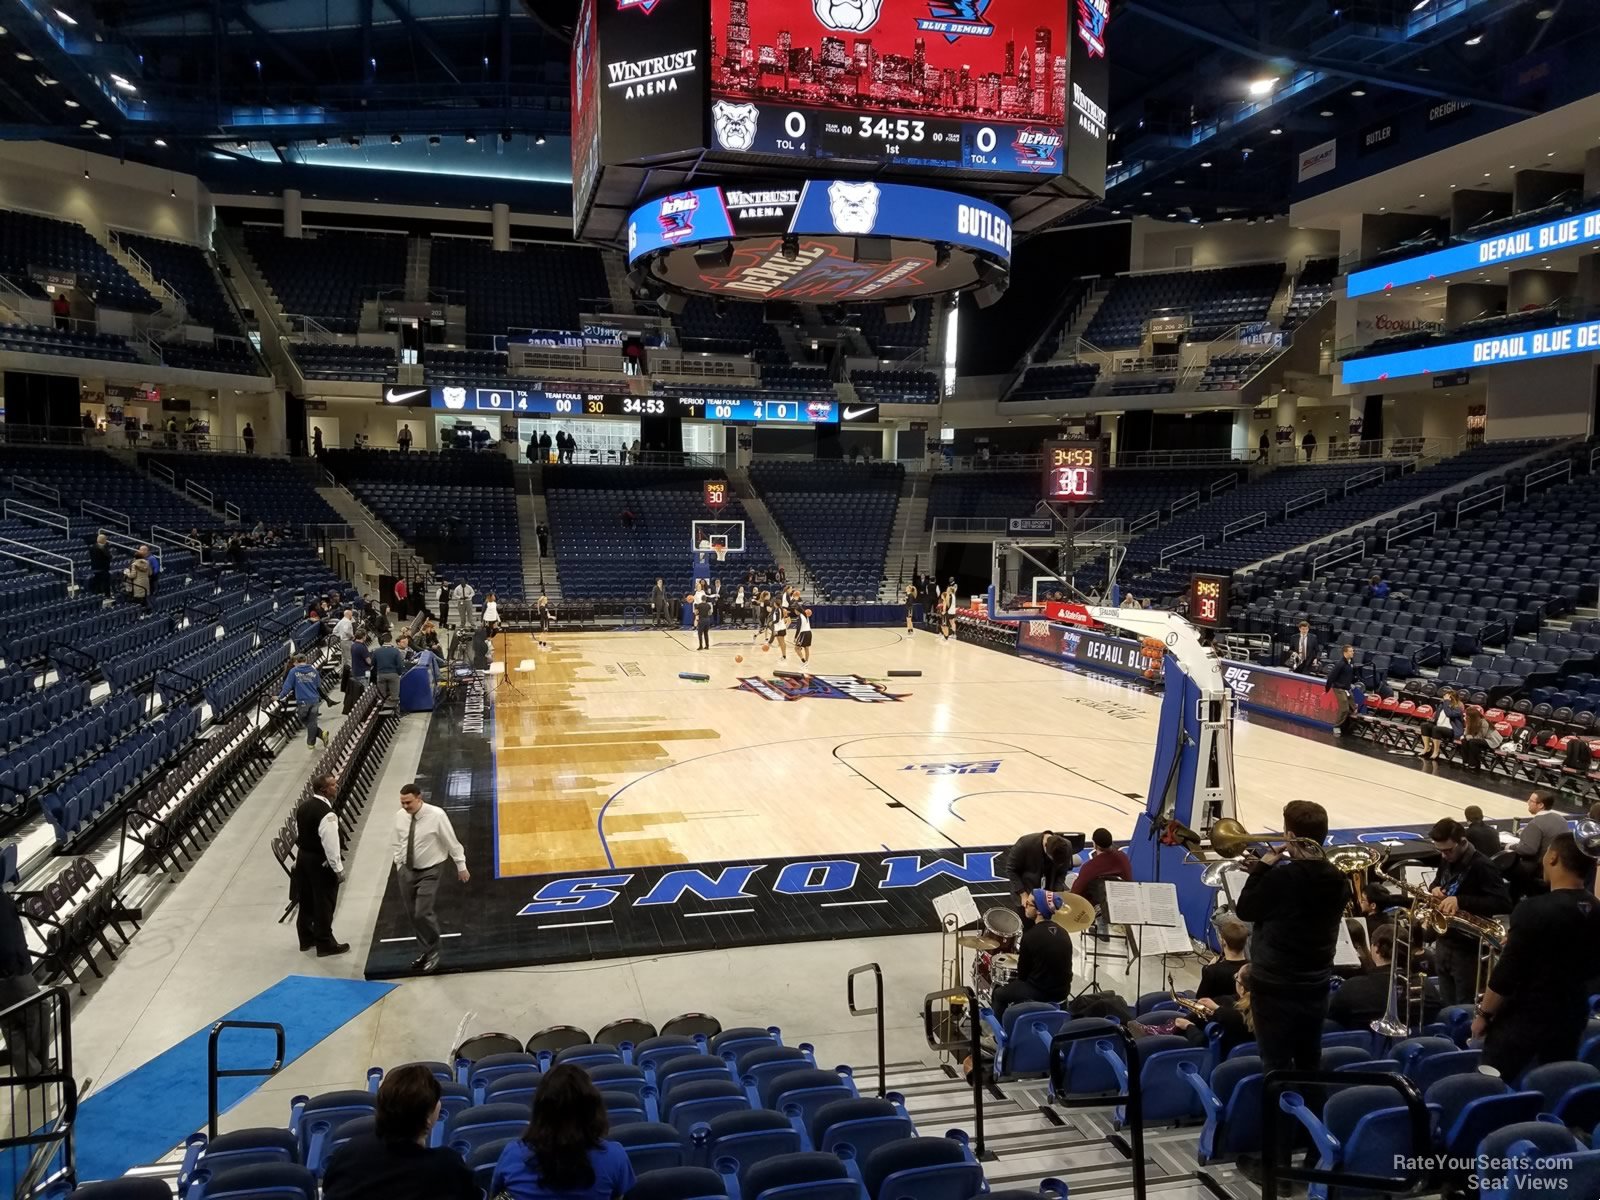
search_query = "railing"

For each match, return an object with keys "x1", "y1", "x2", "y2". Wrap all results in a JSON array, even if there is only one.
[
  {"x1": 1159, "y1": 534, "x2": 1205, "y2": 567},
  {"x1": 1311, "y1": 541, "x2": 1365, "y2": 577},
  {"x1": 1209, "y1": 474, "x2": 1238, "y2": 497},
  {"x1": 846, "y1": 963, "x2": 886, "y2": 1099},
  {"x1": 1262, "y1": 1071, "x2": 1429, "y2": 1199},
  {"x1": 1220, "y1": 512, "x2": 1267, "y2": 542},
  {"x1": 1522, "y1": 457, "x2": 1572, "y2": 500},
  {"x1": 1128, "y1": 509, "x2": 1161, "y2": 535},
  {"x1": 1385, "y1": 511, "x2": 1438, "y2": 551},
  {"x1": 207, "y1": 1020, "x2": 286, "y2": 1138},
  {"x1": 80, "y1": 499, "x2": 131, "y2": 532},
  {"x1": 10, "y1": 476, "x2": 60, "y2": 504},
  {"x1": 922, "y1": 985, "x2": 986, "y2": 1157},
  {"x1": 1342, "y1": 465, "x2": 1387, "y2": 495},
  {"x1": 0, "y1": 986, "x2": 77, "y2": 1198},
  {"x1": 1284, "y1": 488, "x2": 1326, "y2": 516},
  {"x1": 1589, "y1": 443, "x2": 1600, "y2": 474},
  {"x1": 1169, "y1": 491, "x2": 1201, "y2": 516},
  {"x1": 149, "y1": 460, "x2": 176, "y2": 486},
  {"x1": 152, "y1": 525, "x2": 205, "y2": 552},
  {"x1": 3, "y1": 498, "x2": 69, "y2": 536},
  {"x1": 1455, "y1": 485, "x2": 1505, "y2": 526},
  {"x1": 184, "y1": 479, "x2": 214, "y2": 508},
  {"x1": 100, "y1": 528, "x2": 158, "y2": 558},
  {"x1": 224, "y1": 501, "x2": 241, "y2": 522},
  {"x1": 1047, "y1": 1022, "x2": 1147, "y2": 1200},
  {"x1": 0, "y1": 537, "x2": 74, "y2": 589}
]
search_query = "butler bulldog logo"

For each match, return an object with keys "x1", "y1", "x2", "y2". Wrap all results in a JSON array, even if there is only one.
[
  {"x1": 734, "y1": 673, "x2": 906, "y2": 702},
  {"x1": 813, "y1": 0, "x2": 882, "y2": 33},
  {"x1": 441, "y1": 387, "x2": 467, "y2": 410},
  {"x1": 712, "y1": 101, "x2": 759, "y2": 152},
  {"x1": 827, "y1": 180, "x2": 880, "y2": 235}
]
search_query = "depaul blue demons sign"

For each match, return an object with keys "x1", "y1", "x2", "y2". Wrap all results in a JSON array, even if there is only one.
[
  {"x1": 517, "y1": 848, "x2": 1006, "y2": 918},
  {"x1": 1347, "y1": 205, "x2": 1600, "y2": 298}
]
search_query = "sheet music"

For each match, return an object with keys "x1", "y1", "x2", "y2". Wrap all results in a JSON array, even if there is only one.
[
  {"x1": 1334, "y1": 917, "x2": 1362, "y2": 969},
  {"x1": 932, "y1": 886, "x2": 981, "y2": 931},
  {"x1": 1104, "y1": 881, "x2": 1184, "y2": 927},
  {"x1": 1130, "y1": 923, "x2": 1193, "y2": 958}
]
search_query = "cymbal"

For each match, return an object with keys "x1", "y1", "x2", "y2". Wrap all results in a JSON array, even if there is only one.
[
  {"x1": 1050, "y1": 893, "x2": 1098, "y2": 933},
  {"x1": 957, "y1": 933, "x2": 1002, "y2": 951}
]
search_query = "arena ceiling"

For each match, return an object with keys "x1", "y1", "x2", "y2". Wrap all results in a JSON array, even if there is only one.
[{"x1": 0, "y1": 0, "x2": 1593, "y2": 224}]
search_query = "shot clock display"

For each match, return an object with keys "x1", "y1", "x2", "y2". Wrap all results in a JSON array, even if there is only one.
[
  {"x1": 703, "y1": 480, "x2": 728, "y2": 510},
  {"x1": 1188, "y1": 574, "x2": 1231, "y2": 628},
  {"x1": 1042, "y1": 440, "x2": 1102, "y2": 502}
]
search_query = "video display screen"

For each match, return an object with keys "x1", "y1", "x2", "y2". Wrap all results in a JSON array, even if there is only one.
[{"x1": 708, "y1": 0, "x2": 1069, "y2": 177}]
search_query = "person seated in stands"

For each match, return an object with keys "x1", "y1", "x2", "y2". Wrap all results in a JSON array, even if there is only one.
[
  {"x1": 1504, "y1": 790, "x2": 1568, "y2": 901},
  {"x1": 1328, "y1": 922, "x2": 1440, "y2": 1033},
  {"x1": 991, "y1": 889, "x2": 1073, "y2": 1021},
  {"x1": 323, "y1": 1063, "x2": 477, "y2": 1200},
  {"x1": 1459, "y1": 712, "x2": 1503, "y2": 773},
  {"x1": 1368, "y1": 574, "x2": 1390, "y2": 600},
  {"x1": 1177, "y1": 963, "x2": 1253, "y2": 1059},
  {"x1": 1462, "y1": 805, "x2": 1502, "y2": 858},
  {"x1": 1070, "y1": 828, "x2": 1131, "y2": 914},
  {"x1": 1197, "y1": 917, "x2": 1249, "y2": 1000},
  {"x1": 491, "y1": 1063, "x2": 636, "y2": 1200},
  {"x1": 1419, "y1": 689, "x2": 1464, "y2": 762}
]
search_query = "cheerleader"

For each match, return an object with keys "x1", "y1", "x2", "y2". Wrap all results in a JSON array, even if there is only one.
[
  {"x1": 940, "y1": 583, "x2": 957, "y2": 639},
  {"x1": 795, "y1": 606, "x2": 814, "y2": 663},
  {"x1": 771, "y1": 600, "x2": 790, "y2": 659}
]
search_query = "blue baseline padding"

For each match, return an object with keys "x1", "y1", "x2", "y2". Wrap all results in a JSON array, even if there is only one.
[
  {"x1": 73, "y1": 974, "x2": 395, "y2": 1182},
  {"x1": 398, "y1": 662, "x2": 438, "y2": 712}
]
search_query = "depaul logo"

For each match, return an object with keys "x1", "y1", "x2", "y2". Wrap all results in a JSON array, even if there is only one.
[
  {"x1": 1012, "y1": 127, "x2": 1062, "y2": 171},
  {"x1": 657, "y1": 192, "x2": 700, "y2": 243},
  {"x1": 917, "y1": 0, "x2": 993, "y2": 43},
  {"x1": 617, "y1": 0, "x2": 665, "y2": 12},
  {"x1": 734, "y1": 673, "x2": 907, "y2": 702},
  {"x1": 1077, "y1": 0, "x2": 1108, "y2": 57},
  {"x1": 900, "y1": 760, "x2": 1001, "y2": 775}
]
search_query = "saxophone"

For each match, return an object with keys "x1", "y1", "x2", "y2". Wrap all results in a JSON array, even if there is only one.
[{"x1": 1376, "y1": 870, "x2": 1508, "y2": 946}]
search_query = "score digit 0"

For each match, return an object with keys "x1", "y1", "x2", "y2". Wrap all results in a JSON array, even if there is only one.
[{"x1": 785, "y1": 111, "x2": 807, "y2": 139}]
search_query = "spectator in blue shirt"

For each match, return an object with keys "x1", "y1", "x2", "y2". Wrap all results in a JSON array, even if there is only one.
[
  {"x1": 279, "y1": 654, "x2": 328, "y2": 746},
  {"x1": 491, "y1": 1064, "x2": 636, "y2": 1200},
  {"x1": 372, "y1": 636, "x2": 406, "y2": 707}
]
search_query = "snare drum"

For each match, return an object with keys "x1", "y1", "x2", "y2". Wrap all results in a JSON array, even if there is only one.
[
  {"x1": 981, "y1": 906, "x2": 1022, "y2": 950},
  {"x1": 989, "y1": 953, "x2": 1019, "y2": 989}
]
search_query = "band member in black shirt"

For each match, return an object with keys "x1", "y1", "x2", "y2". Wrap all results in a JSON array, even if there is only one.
[
  {"x1": 1426, "y1": 817, "x2": 1512, "y2": 1007},
  {"x1": 1328, "y1": 922, "x2": 1440, "y2": 1032},
  {"x1": 1234, "y1": 801, "x2": 1348, "y2": 1073},
  {"x1": 1197, "y1": 917, "x2": 1250, "y2": 1001},
  {"x1": 1474, "y1": 833, "x2": 1600, "y2": 1078},
  {"x1": 1003, "y1": 831, "x2": 1078, "y2": 908},
  {"x1": 991, "y1": 889, "x2": 1073, "y2": 1020}
]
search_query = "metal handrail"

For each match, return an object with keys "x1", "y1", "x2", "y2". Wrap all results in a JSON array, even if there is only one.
[
  {"x1": 149, "y1": 460, "x2": 176, "y2": 485},
  {"x1": 0, "y1": 537, "x2": 75, "y2": 589},
  {"x1": 1209, "y1": 474, "x2": 1238, "y2": 497},
  {"x1": 1522, "y1": 457, "x2": 1571, "y2": 500},
  {"x1": 207, "y1": 1020, "x2": 286, "y2": 1138},
  {"x1": 3, "y1": 498, "x2": 69, "y2": 534},
  {"x1": 1342, "y1": 465, "x2": 1387, "y2": 495},
  {"x1": 1169, "y1": 491, "x2": 1201, "y2": 516},
  {"x1": 80, "y1": 499, "x2": 131, "y2": 532},
  {"x1": 1159, "y1": 534, "x2": 1206, "y2": 566},
  {"x1": 922, "y1": 986, "x2": 986, "y2": 1158},
  {"x1": 1285, "y1": 488, "x2": 1327, "y2": 516},
  {"x1": 1455, "y1": 486, "x2": 1505, "y2": 526},
  {"x1": 10, "y1": 476, "x2": 60, "y2": 504},
  {"x1": 1220, "y1": 512, "x2": 1267, "y2": 541},
  {"x1": 184, "y1": 479, "x2": 215, "y2": 507},
  {"x1": 1311, "y1": 541, "x2": 1365, "y2": 577},
  {"x1": 99, "y1": 529, "x2": 158, "y2": 558},
  {"x1": 152, "y1": 525, "x2": 204, "y2": 551},
  {"x1": 1128, "y1": 509, "x2": 1161, "y2": 535},
  {"x1": 1047, "y1": 1022, "x2": 1147, "y2": 1200},
  {"x1": 846, "y1": 963, "x2": 886, "y2": 1099},
  {"x1": 1262, "y1": 1070, "x2": 1429, "y2": 1197},
  {"x1": 1385, "y1": 512, "x2": 1437, "y2": 551}
]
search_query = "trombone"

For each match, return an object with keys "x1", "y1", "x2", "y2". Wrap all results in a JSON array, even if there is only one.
[{"x1": 1168, "y1": 817, "x2": 1326, "y2": 867}]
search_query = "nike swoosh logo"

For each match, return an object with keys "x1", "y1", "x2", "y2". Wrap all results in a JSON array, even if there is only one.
[
  {"x1": 384, "y1": 387, "x2": 428, "y2": 404},
  {"x1": 844, "y1": 406, "x2": 876, "y2": 420}
]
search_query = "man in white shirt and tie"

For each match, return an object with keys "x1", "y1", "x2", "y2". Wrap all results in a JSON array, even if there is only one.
[
  {"x1": 392, "y1": 783, "x2": 469, "y2": 972},
  {"x1": 1290, "y1": 619, "x2": 1319, "y2": 675}
]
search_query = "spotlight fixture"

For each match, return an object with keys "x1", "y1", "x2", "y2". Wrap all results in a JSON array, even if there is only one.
[
  {"x1": 1246, "y1": 77, "x2": 1278, "y2": 97},
  {"x1": 1269, "y1": 127, "x2": 1283, "y2": 135},
  {"x1": 465, "y1": 132, "x2": 477, "y2": 143},
  {"x1": 1463, "y1": 28, "x2": 1484, "y2": 45},
  {"x1": 153, "y1": 137, "x2": 166, "y2": 147},
  {"x1": 347, "y1": 135, "x2": 361, "y2": 146},
  {"x1": 64, "y1": 98, "x2": 79, "y2": 108},
  {"x1": 15, "y1": 51, "x2": 33, "y2": 62},
  {"x1": 1199, "y1": 161, "x2": 1211, "y2": 168},
  {"x1": 935, "y1": 241, "x2": 951, "y2": 267},
  {"x1": 236, "y1": 139, "x2": 248, "y2": 148},
  {"x1": 83, "y1": 168, "x2": 89, "y2": 179},
  {"x1": 315, "y1": 136, "x2": 328, "y2": 147},
  {"x1": 170, "y1": 186, "x2": 176, "y2": 197},
  {"x1": 428, "y1": 134, "x2": 440, "y2": 146},
  {"x1": 1350, "y1": 88, "x2": 1366, "y2": 97},
  {"x1": 657, "y1": 291, "x2": 687, "y2": 315},
  {"x1": 390, "y1": 133, "x2": 402, "y2": 145},
  {"x1": 96, "y1": 131, "x2": 109, "y2": 140},
  {"x1": 535, "y1": 134, "x2": 546, "y2": 146},
  {"x1": 780, "y1": 235, "x2": 799, "y2": 261}
]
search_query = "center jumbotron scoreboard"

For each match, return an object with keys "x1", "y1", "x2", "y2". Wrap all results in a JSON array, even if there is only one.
[{"x1": 571, "y1": 0, "x2": 1110, "y2": 261}]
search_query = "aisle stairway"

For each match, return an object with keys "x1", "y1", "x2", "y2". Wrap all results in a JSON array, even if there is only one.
[
  {"x1": 518, "y1": 489, "x2": 561, "y2": 601},
  {"x1": 728, "y1": 469, "x2": 806, "y2": 583},
  {"x1": 879, "y1": 474, "x2": 930, "y2": 599}
]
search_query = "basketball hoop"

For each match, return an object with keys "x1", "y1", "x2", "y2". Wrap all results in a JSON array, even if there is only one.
[{"x1": 711, "y1": 536, "x2": 729, "y2": 564}]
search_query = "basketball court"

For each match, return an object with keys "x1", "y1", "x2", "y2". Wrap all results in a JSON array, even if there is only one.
[{"x1": 362, "y1": 624, "x2": 1530, "y2": 978}]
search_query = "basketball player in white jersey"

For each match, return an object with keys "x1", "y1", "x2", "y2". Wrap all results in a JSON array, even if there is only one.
[
  {"x1": 771, "y1": 602, "x2": 790, "y2": 659},
  {"x1": 794, "y1": 607, "x2": 814, "y2": 663}
]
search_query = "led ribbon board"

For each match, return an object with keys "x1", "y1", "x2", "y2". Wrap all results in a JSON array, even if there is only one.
[
  {"x1": 1347, "y1": 207, "x2": 1600, "y2": 298},
  {"x1": 1341, "y1": 316, "x2": 1600, "y2": 385}
]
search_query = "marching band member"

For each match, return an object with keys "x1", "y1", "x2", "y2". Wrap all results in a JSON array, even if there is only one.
[{"x1": 991, "y1": 889, "x2": 1073, "y2": 1020}]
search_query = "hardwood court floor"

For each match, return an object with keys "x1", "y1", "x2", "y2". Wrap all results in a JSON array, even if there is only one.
[{"x1": 490, "y1": 627, "x2": 1527, "y2": 877}]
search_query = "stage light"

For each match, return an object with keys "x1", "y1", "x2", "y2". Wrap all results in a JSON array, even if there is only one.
[
  {"x1": 694, "y1": 241, "x2": 734, "y2": 270},
  {"x1": 1247, "y1": 77, "x2": 1277, "y2": 96},
  {"x1": 15, "y1": 51, "x2": 33, "y2": 61},
  {"x1": 390, "y1": 133, "x2": 402, "y2": 145},
  {"x1": 1269, "y1": 127, "x2": 1283, "y2": 135},
  {"x1": 465, "y1": 132, "x2": 477, "y2": 143},
  {"x1": 1463, "y1": 28, "x2": 1484, "y2": 44},
  {"x1": 315, "y1": 136, "x2": 328, "y2": 147},
  {"x1": 935, "y1": 242, "x2": 951, "y2": 267},
  {"x1": 64, "y1": 98, "x2": 79, "y2": 107},
  {"x1": 974, "y1": 283, "x2": 1007, "y2": 309},
  {"x1": 96, "y1": 131, "x2": 109, "y2": 140},
  {"x1": 657, "y1": 291, "x2": 687, "y2": 315},
  {"x1": 780, "y1": 235, "x2": 799, "y2": 260},
  {"x1": 1350, "y1": 88, "x2": 1366, "y2": 97},
  {"x1": 236, "y1": 139, "x2": 248, "y2": 148},
  {"x1": 535, "y1": 134, "x2": 546, "y2": 145},
  {"x1": 153, "y1": 137, "x2": 166, "y2": 147},
  {"x1": 54, "y1": 8, "x2": 77, "y2": 25},
  {"x1": 428, "y1": 135, "x2": 440, "y2": 146}
]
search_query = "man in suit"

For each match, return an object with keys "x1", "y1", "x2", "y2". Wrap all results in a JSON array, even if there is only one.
[
  {"x1": 1505, "y1": 790, "x2": 1569, "y2": 901},
  {"x1": 1289, "y1": 619, "x2": 1319, "y2": 674},
  {"x1": 1324, "y1": 643, "x2": 1356, "y2": 733},
  {"x1": 1003, "y1": 831, "x2": 1078, "y2": 907},
  {"x1": 88, "y1": 533, "x2": 112, "y2": 597},
  {"x1": 294, "y1": 774, "x2": 348, "y2": 956}
]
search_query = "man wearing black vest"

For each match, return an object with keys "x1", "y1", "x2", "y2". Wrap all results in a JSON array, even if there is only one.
[{"x1": 295, "y1": 773, "x2": 349, "y2": 956}]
